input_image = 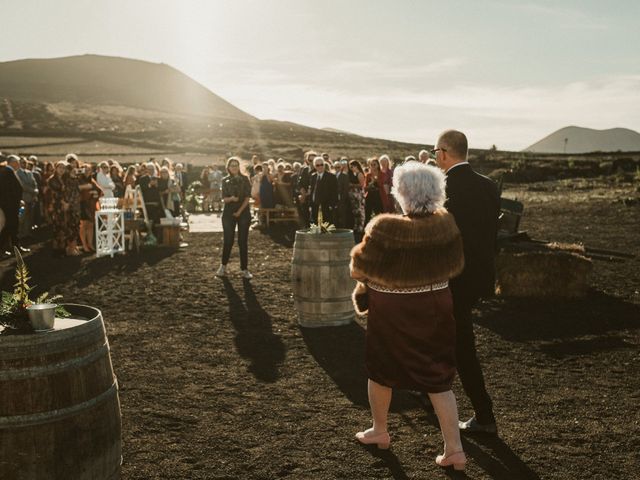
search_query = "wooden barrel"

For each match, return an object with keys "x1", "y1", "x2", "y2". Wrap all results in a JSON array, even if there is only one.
[
  {"x1": 0, "y1": 304, "x2": 122, "y2": 480},
  {"x1": 291, "y1": 229, "x2": 356, "y2": 327}
]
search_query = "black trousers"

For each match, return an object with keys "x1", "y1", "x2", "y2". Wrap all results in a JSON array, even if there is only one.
[
  {"x1": 311, "y1": 202, "x2": 334, "y2": 226},
  {"x1": 364, "y1": 192, "x2": 383, "y2": 226},
  {"x1": 221, "y1": 210, "x2": 250, "y2": 270},
  {"x1": 453, "y1": 292, "x2": 495, "y2": 424}
]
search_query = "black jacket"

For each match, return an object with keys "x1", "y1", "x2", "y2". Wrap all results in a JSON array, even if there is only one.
[
  {"x1": 0, "y1": 166, "x2": 23, "y2": 230},
  {"x1": 445, "y1": 163, "x2": 500, "y2": 300},
  {"x1": 309, "y1": 171, "x2": 338, "y2": 209}
]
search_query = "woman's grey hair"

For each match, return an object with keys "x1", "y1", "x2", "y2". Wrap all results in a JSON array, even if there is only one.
[
  {"x1": 391, "y1": 161, "x2": 446, "y2": 215},
  {"x1": 146, "y1": 162, "x2": 158, "y2": 177}
]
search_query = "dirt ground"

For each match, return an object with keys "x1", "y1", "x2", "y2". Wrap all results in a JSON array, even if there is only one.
[{"x1": 1, "y1": 177, "x2": 639, "y2": 480}]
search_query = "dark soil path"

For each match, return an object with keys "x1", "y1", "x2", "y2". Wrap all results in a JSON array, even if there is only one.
[{"x1": 1, "y1": 178, "x2": 639, "y2": 479}]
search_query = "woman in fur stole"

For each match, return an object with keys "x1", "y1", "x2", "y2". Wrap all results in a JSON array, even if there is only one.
[{"x1": 350, "y1": 161, "x2": 468, "y2": 471}]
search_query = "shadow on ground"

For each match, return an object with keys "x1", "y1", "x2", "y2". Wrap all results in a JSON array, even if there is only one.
[{"x1": 222, "y1": 277, "x2": 286, "y2": 383}]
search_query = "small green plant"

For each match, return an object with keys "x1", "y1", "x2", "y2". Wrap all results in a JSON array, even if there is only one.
[
  {"x1": 0, "y1": 248, "x2": 70, "y2": 333},
  {"x1": 308, "y1": 210, "x2": 336, "y2": 234}
]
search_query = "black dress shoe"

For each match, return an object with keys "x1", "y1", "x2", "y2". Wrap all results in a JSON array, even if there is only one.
[{"x1": 459, "y1": 416, "x2": 498, "y2": 435}]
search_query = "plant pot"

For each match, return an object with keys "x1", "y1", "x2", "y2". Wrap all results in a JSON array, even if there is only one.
[{"x1": 26, "y1": 303, "x2": 57, "y2": 331}]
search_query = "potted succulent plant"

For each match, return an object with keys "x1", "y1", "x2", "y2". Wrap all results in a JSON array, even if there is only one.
[{"x1": 0, "y1": 247, "x2": 70, "y2": 333}]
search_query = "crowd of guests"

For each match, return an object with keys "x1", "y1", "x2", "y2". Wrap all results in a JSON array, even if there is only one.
[
  {"x1": 0, "y1": 153, "x2": 187, "y2": 258},
  {"x1": 243, "y1": 149, "x2": 437, "y2": 242}
]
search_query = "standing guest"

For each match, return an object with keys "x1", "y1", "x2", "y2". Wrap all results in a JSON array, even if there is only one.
[
  {"x1": 215, "y1": 157, "x2": 253, "y2": 280},
  {"x1": 28, "y1": 158, "x2": 44, "y2": 229},
  {"x1": 418, "y1": 149, "x2": 430, "y2": 164},
  {"x1": 247, "y1": 154, "x2": 261, "y2": 178},
  {"x1": 200, "y1": 167, "x2": 212, "y2": 212},
  {"x1": 63, "y1": 163, "x2": 82, "y2": 256},
  {"x1": 124, "y1": 165, "x2": 137, "y2": 188},
  {"x1": 78, "y1": 164, "x2": 100, "y2": 253},
  {"x1": 158, "y1": 166, "x2": 181, "y2": 217},
  {"x1": 208, "y1": 165, "x2": 223, "y2": 212},
  {"x1": 309, "y1": 156, "x2": 338, "y2": 225},
  {"x1": 364, "y1": 158, "x2": 384, "y2": 225},
  {"x1": 16, "y1": 157, "x2": 39, "y2": 239},
  {"x1": 174, "y1": 163, "x2": 187, "y2": 200},
  {"x1": 96, "y1": 161, "x2": 116, "y2": 197},
  {"x1": 350, "y1": 161, "x2": 466, "y2": 470},
  {"x1": 274, "y1": 162, "x2": 293, "y2": 207},
  {"x1": 267, "y1": 158, "x2": 277, "y2": 176},
  {"x1": 378, "y1": 155, "x2": 394, "y2": 213},
  {"x1": 348, "y1": 160, "x2": 366, "y2": 243},
  {"x1": 433, "y1": 130, "x2": 500, "y2": 434},
  {"x1": 46, "y1": 161, "x2": 69, "y2": 257},
  {"x1": 259, "y1": 162, "x2": 275, "y2": 209},
  {"x1": 110, "y1": 165, "x2": 125, "y2": 199},
  {"x1": 137, "y1": 162, "x2": 164, "y2": 223},
  {"x1": 296, "y1": 151, "x2": 316, "y2": 227},
  {"x1": 335, "y1": 158, "x2": 351, "y2": 228},
  {"x1": 291, "y1": 162, "x2": 302, "y2": 207},
  {"x1": 0, "y1": 155, "x2": 25, "y2": 257},
  {"x1": 250, "y1": 164, "x2": 263, "y2": 207},
  {"x1": 42, "y1": 162, "x2": 55, "y2": 225}
]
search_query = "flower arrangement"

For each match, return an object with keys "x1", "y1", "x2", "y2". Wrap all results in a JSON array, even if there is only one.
[
  {"x1": 0, "y1": 248, "x2": 70, "y2": 333},
  {"x1": 308, "y1": 210, "x2": 336, "y2": 234}
]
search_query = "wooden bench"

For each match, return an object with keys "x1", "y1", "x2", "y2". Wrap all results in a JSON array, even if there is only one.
[{"x1": 257, "y1": 208, "x2": 299, "y2": 228}]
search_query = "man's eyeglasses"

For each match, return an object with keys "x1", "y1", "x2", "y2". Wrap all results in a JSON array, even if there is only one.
[
  {"x1": 429, "y1": 148, "x2": 446, "y2": 159},
  {"x1": 314, "y1": 164, "x2": 325, "y2": 168}
]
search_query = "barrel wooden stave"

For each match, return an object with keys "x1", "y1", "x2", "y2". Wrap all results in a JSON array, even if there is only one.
[{"x1": 291, "y1": 230, "x2": 356, "y2": 327}]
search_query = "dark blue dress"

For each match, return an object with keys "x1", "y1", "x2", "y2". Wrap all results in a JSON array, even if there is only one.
[{"x1": 259, "y1": 174, "x2": 275, "y2": 208}]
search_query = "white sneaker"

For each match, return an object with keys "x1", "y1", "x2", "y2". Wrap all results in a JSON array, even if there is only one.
[
  {"x1": 215, "y1": 265, "x2": 227, "y2": 277},
  {"x1": 241, "y1": 269, "x2": 253, "y2": 280}
]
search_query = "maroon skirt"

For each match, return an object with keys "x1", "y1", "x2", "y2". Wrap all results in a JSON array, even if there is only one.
[{"x1": 365, "y1": 284, "x2": 456, "y2": 393}]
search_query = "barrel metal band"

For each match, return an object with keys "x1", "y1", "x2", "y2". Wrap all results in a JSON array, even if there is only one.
[
  {"x1": 0, "y1": 381, "x2": 118, "y2": 429},
  {"x1": 367, "y1": 281, "x2": 449, "y2": 294},
  {"x1": 0, "y1": 343, "x2": 110, "y2": 381},
  {"x1": 291, "y1": 260, "x2": 350, "y2": 267},
  {"x1": 293, "y1": 296, "x2": 351, "y2": 303}
]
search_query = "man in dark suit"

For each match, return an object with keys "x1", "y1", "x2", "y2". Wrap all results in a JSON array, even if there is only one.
[
  {"x1": 296, "y1": 151, "x2": 316, "y2": 227},
  {"x1": 434, "y1": 130, "x2": 500, "y2": 434},
  {"x1": 0, "y1": 155, "x2": 25, "y2": 257},
  {"x1": 309, "y1": 156, "x2": 338, "y2": 225}
]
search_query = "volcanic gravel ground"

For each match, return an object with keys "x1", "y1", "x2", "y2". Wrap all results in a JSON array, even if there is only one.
[{"x1": 1, "y1": 178, "x2": 639, "y2": 479}]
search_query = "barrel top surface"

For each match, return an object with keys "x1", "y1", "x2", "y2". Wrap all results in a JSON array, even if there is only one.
[
  {"x1": 295, "y1": 229, "x2": 353, "y2": 238},
  {"x1": 0, "y1": 304, "x2": 103, "y2": 348}
]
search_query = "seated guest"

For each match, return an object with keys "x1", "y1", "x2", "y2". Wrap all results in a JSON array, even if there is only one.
[{"x1": 350, "y1": 161, "x2": 467, "y2": 471}]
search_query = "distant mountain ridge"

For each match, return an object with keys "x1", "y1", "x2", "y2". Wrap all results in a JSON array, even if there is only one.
[
  {"x1": 524, "y1": 126, "x2": 640, "y2": 154},
  {"x1": 0, "y1": 54, "x2": 254, "y2": 121}
]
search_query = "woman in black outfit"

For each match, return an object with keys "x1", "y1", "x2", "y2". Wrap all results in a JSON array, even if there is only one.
[{"x1": 215, "y1": 157, "x2": 253, "y2": 279}]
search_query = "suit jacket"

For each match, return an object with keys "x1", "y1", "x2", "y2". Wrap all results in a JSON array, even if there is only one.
[
  {"x1": 0, "y1": 166, "x2": 23, "y2": 229},
  {"x1": 445, "y1": 163, "x2": 500, "y2": 300},
  {"x1": 335, "y1": 171, "x2": 350, "y2": 203},
  {"x1": 297, "y1": 165, "x2": 312, "y2": 194},
  {"x1": 309, "y1": 171, "x2": 338, "y2": 209},
  {"x1": 17, "y1": 168, "x2": 38, "y2": 203}
]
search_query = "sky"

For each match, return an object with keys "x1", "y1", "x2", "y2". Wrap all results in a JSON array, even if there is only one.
[{"x1": 1, "y1": 0, "x2": 639, "y2": 150}]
